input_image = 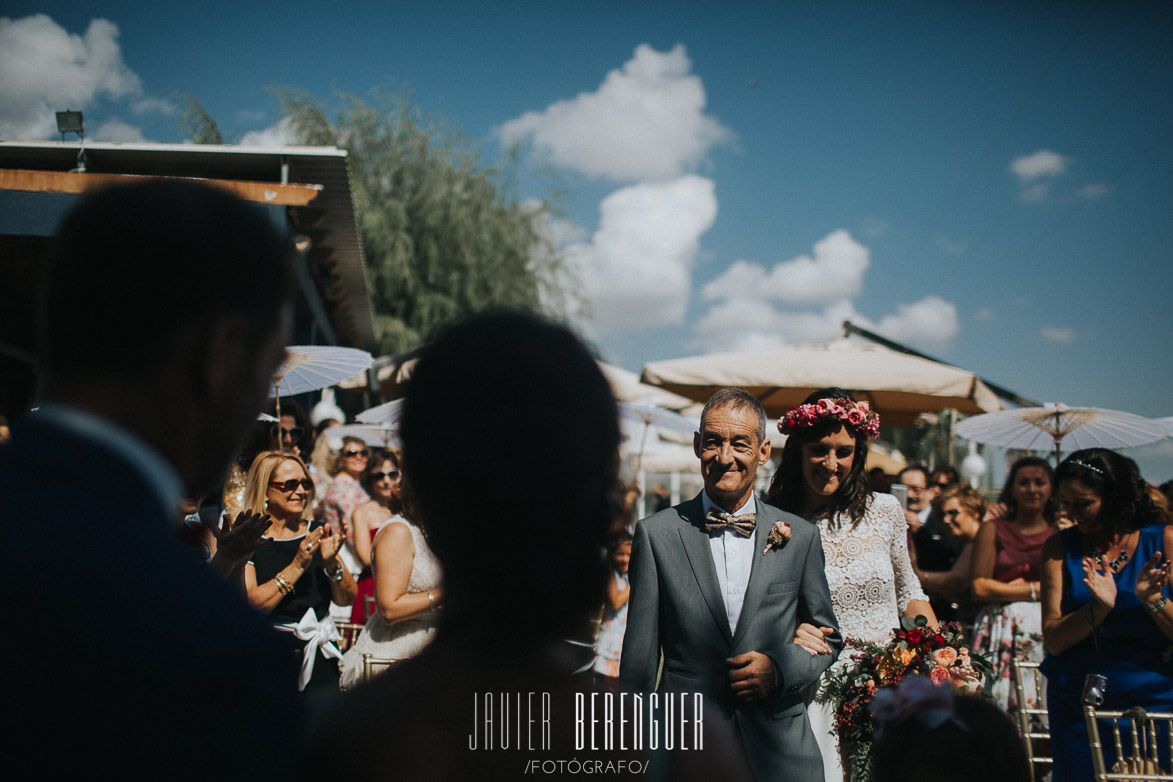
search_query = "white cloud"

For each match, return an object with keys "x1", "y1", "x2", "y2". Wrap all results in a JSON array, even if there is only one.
[
  {"x1": 1011, "y1": 149, "x2": 1069, "y2": 182},
  {"x1": 702, "y1": 229, "x2": 870, "y2": 307},
  {"x1": 566, "y1": 176, "x2": 718, "y2": 331},
  {"x1": 861, "y1": 216, "x2": 890, "y2": 237},
  {"x1": 239, "y1": 116, "x2": 298, "y2": 147},
  {"x1": 496, "y1": 44, "x2": 732, "y2": 182},
  {"x1": 1041, "y1": 326, "x2": 1077, "y2": 343},
  {"x1": 131, "y1": 96, "x2": 173, "y2": 115},
  {"x1": 975, "y1": 307, "x2": 997, "y2": 321},
  {"x1": 692, "y1": 229, "x2": 960, "y2": 354},
  {"x1": 1079, "y1": 183, "x2": 1109, "y2": 200},
  {"x1": 1018, "y1": 182, "x2": 1051, "y2": 203},
  {"x1": 874, "y1": 296, "x2": 959, "y2": 345},
  {"x1": 92, "y1": 118, "x2": 144, "y2": 142},
  {"x1": 0, "y1": 15, "x2": 142, "y2": 140},
  {"x1": 936, "y1": 235, "x2": 966, "y2": 255}
]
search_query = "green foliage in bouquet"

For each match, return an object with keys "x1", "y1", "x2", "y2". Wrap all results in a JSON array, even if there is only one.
[{"x1": 822, "y1": 616, "x2": 996, "y2": 782}]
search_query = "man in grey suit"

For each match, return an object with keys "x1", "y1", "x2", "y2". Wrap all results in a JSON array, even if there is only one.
[{"x1": 620, "y1": 388, "x2": 842, "y2": 781}]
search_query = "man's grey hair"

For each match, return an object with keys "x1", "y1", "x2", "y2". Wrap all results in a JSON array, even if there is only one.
[{"x1": 699, "y1": 388, "x2": 768, "y2": 444}]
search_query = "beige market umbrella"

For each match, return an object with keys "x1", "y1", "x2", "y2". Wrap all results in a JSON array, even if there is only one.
[
  {"x1": 641, "y1": 338, "x2": 1002, "y2": 427},
  {"x1": 955, "y1": 402, "x2": 1169, "y2": 465}
]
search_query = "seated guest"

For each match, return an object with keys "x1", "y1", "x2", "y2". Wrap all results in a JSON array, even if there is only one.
[
  {"x1": 308, "y1": 312, "x2": 750, "y2": 780},
  {"x1": 971, "y1": 456, "x2": 1055, "y2": 715}
]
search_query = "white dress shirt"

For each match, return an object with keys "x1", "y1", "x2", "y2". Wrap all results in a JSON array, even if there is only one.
[{"x1": 701, "y1": 491, "x2": 757, "y2": 634}]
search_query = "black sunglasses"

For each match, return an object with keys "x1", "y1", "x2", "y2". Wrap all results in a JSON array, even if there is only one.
[
  {"x1": 343, "y1": 448, "x2": 370, "y2": 458},
  {"x1": 270, "y1": 425, "x2": 304, "y2": 441},
  {"x1": 369, "y1": 470, "x2": 400, "y2": 482},
  {"x1": 269, "y1": 478, "x2": 313, "y2": 493}
]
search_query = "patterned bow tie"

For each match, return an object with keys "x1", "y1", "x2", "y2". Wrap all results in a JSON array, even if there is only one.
[{"x1": 704, "y1": 509, "x2": 756, "y2": 537}]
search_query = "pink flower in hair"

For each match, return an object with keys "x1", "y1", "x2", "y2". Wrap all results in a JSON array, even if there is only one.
[
  {"x1": 846, "y1": 409, "x2": 865, "y2": 426},
  {"x1": 815, "y1": 398, "x2": 834, "y2": 415}
]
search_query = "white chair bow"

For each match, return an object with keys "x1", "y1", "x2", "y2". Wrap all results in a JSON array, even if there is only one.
[{"x1": 278, "y1": 608, "x2": 343, "y2": 691}]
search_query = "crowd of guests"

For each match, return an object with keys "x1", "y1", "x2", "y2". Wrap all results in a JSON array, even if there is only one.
[
  {"x1": 167, "y1": 376, "x2": 1173, "y2": 782},
  {"x1": 5, "y1": 179, "x2": 1170, "y2": 780}
]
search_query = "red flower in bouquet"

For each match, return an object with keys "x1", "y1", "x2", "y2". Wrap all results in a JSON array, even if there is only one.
[{"x1": 822, "y1": 615, "x2": 995, "y2": 773}]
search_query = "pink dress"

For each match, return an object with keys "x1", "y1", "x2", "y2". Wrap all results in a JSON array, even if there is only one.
[{"x1": 320, "y1": 472, "x2": 369, "y2": 544}]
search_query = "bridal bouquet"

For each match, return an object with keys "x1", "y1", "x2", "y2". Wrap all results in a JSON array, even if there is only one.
[{"x1": 822, "y1": 616, "x2": 994, "y2": 781}]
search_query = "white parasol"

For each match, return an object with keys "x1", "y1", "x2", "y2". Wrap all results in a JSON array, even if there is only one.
[
  {"x1": 619, "y1": 399, "x2": 696, "y2": 474},
  {"x1": 269, "y1": 346, "x2": 373, "y2": 449},
  {"x1": 955, "y1": 402, "x2": 1169, "y2": 465},
  {"x1": 329, "y1": 423, "x2": 399, "y2": 450}
]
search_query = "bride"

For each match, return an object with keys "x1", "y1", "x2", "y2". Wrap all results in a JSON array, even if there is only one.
[
  {"x1": 339, "y1": 473, "x2": 443, "y2": 689},
  {"x1": 765, "y1": 388, "x2": 936, "y2": 782}
]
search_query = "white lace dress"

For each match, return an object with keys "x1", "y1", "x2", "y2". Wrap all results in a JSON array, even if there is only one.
[
  {"x1": 338, "y1": 520, "x2": 442, "y2": 689},
  {"x1": 810, "y1": 492, "x2": 928, "y2": 782}
]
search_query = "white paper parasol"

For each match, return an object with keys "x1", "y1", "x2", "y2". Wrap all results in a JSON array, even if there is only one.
[{"x1": 955, "y1": 402, "x2": 1169, "y2": 464}]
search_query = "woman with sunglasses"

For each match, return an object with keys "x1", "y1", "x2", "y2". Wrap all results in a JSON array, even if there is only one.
[
  {"x1": 339, "y1": 472, "x2": 442, "y2": 689},
  {"x1": 243, "y1": 451, "x2": 356, "y2": 693},
  {"x1": 914, "y1": 485, "x2": 985, "y2": 639},
  {"x1": 320, "y1": 436, "x2": 371, "y2": 548},
  {"x1": 348, "y1": 450, "x2": 404, "y2": 624}
]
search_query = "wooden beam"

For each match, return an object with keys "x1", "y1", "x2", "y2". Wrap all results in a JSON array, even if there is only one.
[{"x1": 0, "y1": 169, "x2": 322, "y2": 206}]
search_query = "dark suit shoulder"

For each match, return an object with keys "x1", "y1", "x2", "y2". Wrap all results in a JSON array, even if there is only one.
[{"x1": 638, "y1": 495, "x2": 703, "y2": 532}]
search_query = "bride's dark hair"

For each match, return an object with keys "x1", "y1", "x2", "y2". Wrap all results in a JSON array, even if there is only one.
[{"x1": 764, "y1": 387, "x2": 873, "y2": 528}]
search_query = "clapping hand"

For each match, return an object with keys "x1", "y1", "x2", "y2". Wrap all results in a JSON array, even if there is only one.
[
  {"x1": 293, "y1": 526, "x2": 325, "y2": 569},
  {"x1": 1082, "y1": 556, "x2": 1118, "y2": 610},
  {"x1": 210, "y1": 510, "x2": 272, "y2": 573},
  {"x1": 1135, "y1": 552, "x2": 1171, "y2": 605},
  {"x1": 320, "y1": 522, "x2": 343, "y2": 567},
  {"x1": 792, "y1": 622, "x2": 835, "y2": 656}
]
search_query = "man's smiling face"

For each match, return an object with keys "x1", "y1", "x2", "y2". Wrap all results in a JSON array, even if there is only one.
[{"x1": 694, "y1": 403, "x2": 771, "y2": 512}]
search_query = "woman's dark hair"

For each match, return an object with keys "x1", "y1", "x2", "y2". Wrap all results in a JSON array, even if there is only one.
[
  {"x1": 361, "y1": 449, "x2": 403, "y2": 515},
  {"x1": 997, "y1": 455, "x2": 1057, "y2": 523},
  {"x1": 872, "y1": 694, "x2": 1029, "y2": 782},
  {"x1": 765, "y1": 387, "x2": 871, "y2": 528},
  {"x1": 330, "y1": 436, "x2": 369, "y2": 477},
  {"x1": 1054, "y1": 448, "x2": 1160, "y2": 532},
  {"x1": 401, "y1": 312, "x2": 621, "y2": 641}
]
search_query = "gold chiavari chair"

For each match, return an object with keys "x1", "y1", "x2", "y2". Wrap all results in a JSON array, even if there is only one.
[
  {"x1": 361, "y1": 653, "x2": 399, "y2": 682},
  {"x1": 1011, "y1": 659, "x2": 1052, "y2": 782},
  {"x1": 336, "y1": 621, "x2": 365, "y2": 651},
  {"x1": 1083, "y1": 705, "x2": 1173, "y2": 781}
]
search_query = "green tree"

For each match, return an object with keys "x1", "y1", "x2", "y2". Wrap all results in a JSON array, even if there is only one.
[{"x1": 173, "y1": 88, "x2": 570, "y2": 355}]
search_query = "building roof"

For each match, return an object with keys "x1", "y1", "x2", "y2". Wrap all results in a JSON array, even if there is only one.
[{"x1": 0, "y1": 140, "x2": 375, "y2": 349}]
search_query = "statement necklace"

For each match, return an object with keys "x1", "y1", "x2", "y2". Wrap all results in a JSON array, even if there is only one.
[{"x1": 1088, "y1": 531, "x2": 1135, "y2": 573}]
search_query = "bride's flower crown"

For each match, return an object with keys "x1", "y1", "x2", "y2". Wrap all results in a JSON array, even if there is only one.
[{"x1": 777, "y1": 397, "x2": 881, "y2": 440}]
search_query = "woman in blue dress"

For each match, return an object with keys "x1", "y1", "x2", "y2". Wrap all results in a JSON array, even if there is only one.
[{"x1": 1040, "y1": 448, "x2": 1173, "y2": 782}]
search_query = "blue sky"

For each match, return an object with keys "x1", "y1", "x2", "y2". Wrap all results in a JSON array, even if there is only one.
[{"x1": 3, "y1": 1, "x2": 1172, "y2": 478}]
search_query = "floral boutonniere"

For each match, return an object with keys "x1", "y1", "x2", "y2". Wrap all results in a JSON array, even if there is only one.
[{"x1": 763, "y1": 521, "x2": 791, "y2": 554}]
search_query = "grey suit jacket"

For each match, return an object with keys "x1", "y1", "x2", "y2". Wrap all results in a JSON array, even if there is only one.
[{"x1": 619, "y1": 494, "x2": 842, "y2": 781}]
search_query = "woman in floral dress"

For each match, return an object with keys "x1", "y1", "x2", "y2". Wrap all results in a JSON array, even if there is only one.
[
  {"x1": 769, "y1": 388, "x2": 936, "y2": 782},
  {"x1": 971, "y1": 456, "x2": 1056, "y2": 715}
]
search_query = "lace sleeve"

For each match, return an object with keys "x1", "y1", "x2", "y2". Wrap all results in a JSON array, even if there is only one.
[{"x1": 880, "y1": 494, "x2": 928, "y2": 610}]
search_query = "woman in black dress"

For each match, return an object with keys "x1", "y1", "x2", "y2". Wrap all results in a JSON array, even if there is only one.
[{"x1": 243, "y1": 451, "x2": 356, "y2": 692}]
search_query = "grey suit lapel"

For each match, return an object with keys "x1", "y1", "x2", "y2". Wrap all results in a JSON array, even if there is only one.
[
  {"x1": 676, "y1": 496, "x2": 734, "y2": 643},
  {"x1": 732, "y1": 503, "x2": 790, "y2": 647}
]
